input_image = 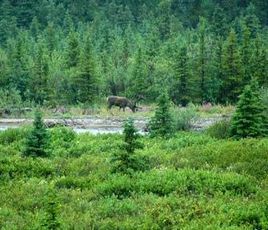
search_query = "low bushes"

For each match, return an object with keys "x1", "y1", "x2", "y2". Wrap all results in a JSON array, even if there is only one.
[
  {"x1": 170, "y1": 138, "x2": 268, "y2": 179},
  {"x1": 0, "y1": 127, "x2": 267, "y2": 229}
]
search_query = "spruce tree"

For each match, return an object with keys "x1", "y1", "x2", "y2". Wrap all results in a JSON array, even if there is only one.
[
  {"x1": 122, "y1": 118, "x2": 143, "y2": 154},
  {"x1": 221, "y1": 29, "x2": 243, "y2": 103},
  {"x1": 149, "y1": 92, "x2": 175, "y2": 138},
  {"x1": 0, "y1": 0, "x2": 16, "y2": 44},
  {"x1": 29, "y1": 41, "x2": 49, "y2": 105},
  {"x1": 16, "y1": 0, "x2": 35, "y2": 28},
  {"x1": 197, "y1": 17, "x2": 207, "y2": 102},
  {"x1": 46, "y1": 22, "x2": 57, "y2": 56},
  {"x1": 23, "y1": 110, "x2": 49, "y2": 157},
  {"x1": 171, "y1": 46, "x2": 189, "y2": 106},
  {"x1": 128, "y1": 47, "x2": 148, "y2": 100},
  {"x1": 74, "y1": 34, "x2": 98, "y2": 104},
  {"x1": 66, "y1": 30, "x2": 80, "y2": 68},
  {"x1": 230, "y1": 80, "x2": 267, "y2": 139},
  {"x1": 111, "y1": 118, "x2": 144, "y2": 174},
  {"x1": 241, "y1": 23, "x2": 252, "y2": 84},
  {"x1": 211, "y1": 4, "x2": 227, "y2": 37},
  {"x1": 252, "y1": 35, "x2": 268, "y2": 87}
]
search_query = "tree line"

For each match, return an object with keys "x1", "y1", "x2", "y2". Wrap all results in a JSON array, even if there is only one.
[{"x1": 0, "y1": 0, "x2": 267, "y2": 107}]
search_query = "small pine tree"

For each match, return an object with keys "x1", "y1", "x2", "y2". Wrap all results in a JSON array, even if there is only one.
[
  {"x1": 230, "y1": 80, "x2": 267, "y2": 138},
  {"x1": 23, "y1": 110, "x2": 49, "y2": 157},
  {"x1": 111, "y1": 118, "x2": 145, "y2": 174},
  {"x1": 41, "y1": 189, "x2": 61, "y2": 229},
  {"x1": 122, "y1": 118, "x2": 143, "y2": 154},
  {"x1": 149, "y1": 92, "x2": 175, "y2": 138}
]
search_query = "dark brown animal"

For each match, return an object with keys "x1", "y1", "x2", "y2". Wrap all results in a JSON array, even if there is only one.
[{"x1": 107, "y1": 96, "x2": 137, "y2": 112}]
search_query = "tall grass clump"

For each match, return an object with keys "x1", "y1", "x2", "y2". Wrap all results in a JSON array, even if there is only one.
[
  {"x1": 172, "y1": 103, "x2": 198, "y2": 131},
  {"x1": 206, "y1": 119, "x2": 231, "y2": 139}
]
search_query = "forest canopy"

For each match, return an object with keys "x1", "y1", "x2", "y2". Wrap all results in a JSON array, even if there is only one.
[{"x1": 0, "y1": 0, "x2": 267, "y2": 106}]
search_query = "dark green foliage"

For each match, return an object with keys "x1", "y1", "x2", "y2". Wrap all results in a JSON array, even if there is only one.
[
  {"x1": 220, "y1": 29, "x2": 243, "y2": 103},
  {"x1": 73, "y1": 34, "x2": 98, "y2": 104},
  {"x1": 41, "y1": 189, "x2": 61, "y2": 229},
  {"x1": 149, "y1": 92, "x2": 175, "y2": 138},
  {"x1": 252, "y1": 36, "x2": 268, "y2": 87},
  {"x1": 206, "y1": 119, "x2": 231, "y2": 139},
  {"x1": 197, "y1": 17, "x2": 207, "y2": 102},
  {"x1": 122, "y1": 118, "x2": 143, "y2": 154},
  {"x1": 171, "y1": 46, "x2": 189, "y2": 106},
  {"x1": 128, "y1": 47, "x2": 148, "y2": 100},
  {"x1": 111, "y1": 118, "x2": 146, "y2": 174},
  {"x1": 240, "y1": 23, "x2": 253, "y2": 84},
  {"x1": 29, "y1": 41, "x2": 49, "y2": 105},
  {"x1": 23, "y1": 110, "x2": 49, "y2": 157},
  {"x1": 230, "y1": 80, "x2": 267, "y2": 138},
  {"x1": 66, "y1": 30, "x2": 80, "y2": 68},
  {"x1": 0, "y1": 0, "x2": 267, "y2": 106}
]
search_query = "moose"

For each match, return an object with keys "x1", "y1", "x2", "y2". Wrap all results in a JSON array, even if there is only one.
[{"x1": 107, "y1": 96, "x2": 138, "y2": 112}]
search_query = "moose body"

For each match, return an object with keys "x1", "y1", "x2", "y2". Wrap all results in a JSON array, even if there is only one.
[{"x1": 107, "y1": 96, "x2": 137, "y2": 112}]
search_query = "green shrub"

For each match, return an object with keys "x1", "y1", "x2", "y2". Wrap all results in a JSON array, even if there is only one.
[
  {"x1": 97, "y1": 175, "x2": 133, "y2": 198},
  {"x1": 0, "y1": 88, "x2": 23, "y2": 111},
  {"x1": 234, "y1": 205, "x2": 268, "y2": 229},
  {"x1": 0, "y1": 129, "x2": 268, "y2": 229},
  {"x1": 55, "y1": 176, "x2": 92, "y2": 190},
  {"x1": 205, "y1": 119, "x2": 231, "y2": 139},
  {"x1": 135, "y1": 169, "x2": 257, "y2": 197},
  {"x1": 41, "y1": 189, "x2": 61, "y2": 229},
  {"x1": 170, "y1": 138, "x2": 268, "y2": 179},
  {"x1": 0, "y1": 157, "x2": 55, "y2": 180},
  {"x1": 0, "y1": 127, "x2": 30, "y2": 148},
  {"x1": 49, "y1": 126, "x2": 77, "y2": 157},
  {"x1": 172, "y1": 103, "x2": 198, "y2": 131},
  {"x1": 68, "y1": 133, "x2": 122, "y2": 157}
]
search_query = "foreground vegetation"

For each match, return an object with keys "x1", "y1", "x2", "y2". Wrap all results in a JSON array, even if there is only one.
[{"x1": 0, "y1": 126, "x2": 268, "y2": 229}]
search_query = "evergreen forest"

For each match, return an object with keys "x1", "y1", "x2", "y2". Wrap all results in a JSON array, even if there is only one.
[{"x1": 0, "y1": 0, "x2": 267, "y2": 106}]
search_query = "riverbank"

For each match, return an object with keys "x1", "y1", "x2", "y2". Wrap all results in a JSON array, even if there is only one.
[{"x1": 0, "y1": 114, "x2": 229, "y2": 134}]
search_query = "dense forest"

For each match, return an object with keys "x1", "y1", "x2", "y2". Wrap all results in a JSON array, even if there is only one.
[{"x1": 0, "y1": 0, "x2": 267, "y2": 107}]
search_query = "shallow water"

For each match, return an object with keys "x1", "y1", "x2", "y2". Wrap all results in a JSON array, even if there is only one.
[{"x1": 0, "y1": 117, "x2": 147, "y2": 134}]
